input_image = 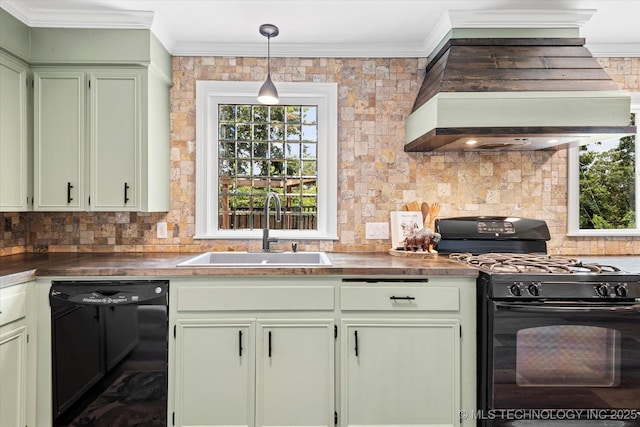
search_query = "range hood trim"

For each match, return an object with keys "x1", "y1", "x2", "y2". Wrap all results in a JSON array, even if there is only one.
[
  {"x1": 407, "y1": 90, "x2": 632, "y2": 133},
  {"x1": 404, "y1": 126, "x2": 636, "y2": 152}
]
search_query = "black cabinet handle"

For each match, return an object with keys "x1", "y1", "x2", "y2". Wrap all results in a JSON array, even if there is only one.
[
  {"x1": 390, "y1": 296, "x2": 416, "y2": 301},
  {"x1": 268, "y1": 331, "x2": 272, "y2": 358},
  {"x1": 354, "y1": 330, "x2": 359, "y2": 357},
  {"x1": 67, "y1": 182, "x2": 74, "y2": 203},
  {"x1": 124, "y1": 182, "x2": 130, "y2": 204},
  {"x1": 239, "y1": 330, "x2": 243, "y2": 357}
]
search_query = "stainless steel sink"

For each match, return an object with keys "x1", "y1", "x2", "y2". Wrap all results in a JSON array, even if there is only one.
[{"x1": 176, "y1": 251, "x2": 332, "y2": 267}]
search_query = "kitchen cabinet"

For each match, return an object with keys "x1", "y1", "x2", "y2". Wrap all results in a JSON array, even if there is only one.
[
  {"x1": 33, "y1": 68, "x2": 164, "y2": 211},
  {"x1": 176, "y1": 320, "x2": 255, "y2": 427},
  {"x1": 89, "y1": 71, "x2": 141, "y2": 211},
  {"x1": 255, "y1": 320, "x2": 334, "y2": 427},
  {"x1": 0, "y1": 52, "x2": 32, "y2": 211},
  {"x1": 33, "y1": 70, "x2": 85, "y2": 210},
  {"x1": 0, "y1": 280, "x2": 36, "y2": 427},
  {"x1": 171, "y1": 279, "x2": 336, "y2": 427},
  {"x1": 167, "y1": 274, "x2": 475, "y2": 427},
  {"x1": 339, "y1": 279, "x2": 475, "y2": 427},
  {"x1": 341, "y1": 320, "x2": 459, "y2": 427}
]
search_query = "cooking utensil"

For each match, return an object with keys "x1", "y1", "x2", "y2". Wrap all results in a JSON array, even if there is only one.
[
  {"x1": 421, "y1": 202, "x2": 429, "y2": 228},
  {"x1": 406, "y1": 201, "x2": 421, "y2": 211}
]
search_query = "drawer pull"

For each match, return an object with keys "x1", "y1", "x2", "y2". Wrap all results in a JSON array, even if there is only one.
[
  {"x1": 239, "y1": 330, "x2": 243, "y2": 357},
  {"x1": 390, "y1": 296, "x2": 416, "y2": 301},
  {"x1": 268, "y1": 331, "x2": 272, "y2": 358}
]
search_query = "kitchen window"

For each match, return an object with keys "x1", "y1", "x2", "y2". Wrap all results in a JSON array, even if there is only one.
[
  {"x1": 568, "y1": 93, "x2": 640, "y2": 236},
  {"x1": 194, "y1": 81, "x2": 338, "y2": 240}
]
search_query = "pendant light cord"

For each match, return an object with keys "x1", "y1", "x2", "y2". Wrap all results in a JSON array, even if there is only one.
[{"x1": 267, "y1": 35, "x2": 271, "y2": 75}]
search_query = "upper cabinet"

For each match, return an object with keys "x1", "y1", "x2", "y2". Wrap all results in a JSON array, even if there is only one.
[
  {"x1": 33, "y1": 70, "x2": 85, "y2": 211},
  {"x1": 33, "y1": 68, "x2": 160, "y2": 211},
  {"x1": 0, "y1": 52, "x2": 32, "y2": 211},
  {"x1": 31, "y1": 29, "x2": 172, "y2": 212},
  {"x1": 0, "y1": 14, "x2": 172, "y2": 212}
]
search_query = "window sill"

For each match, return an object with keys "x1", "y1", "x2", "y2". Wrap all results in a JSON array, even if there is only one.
[
  {"x1": 194, "y1": 231, "x2": 339, "y2": 241},
  {"x1": 566, "y1": 230, "x2": 640, "y2": 237}
]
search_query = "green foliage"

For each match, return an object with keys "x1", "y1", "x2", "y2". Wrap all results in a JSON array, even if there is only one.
[{"x1": 579, "y1": 114, "x2": 636, "y2": 229}]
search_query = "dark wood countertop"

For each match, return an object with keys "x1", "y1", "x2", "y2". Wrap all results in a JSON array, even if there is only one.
[{"x1": 0, "y1": 252, "x2": 478, "y2": 283}]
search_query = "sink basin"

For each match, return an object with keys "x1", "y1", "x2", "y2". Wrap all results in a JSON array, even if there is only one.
[{"x1": 177, "y1": 251, "x2": 332, "y2": 267}]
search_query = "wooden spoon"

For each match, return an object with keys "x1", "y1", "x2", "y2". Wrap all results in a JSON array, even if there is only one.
[{"x1": 421, "y1": 202, "x2": 429, "y2": 228}]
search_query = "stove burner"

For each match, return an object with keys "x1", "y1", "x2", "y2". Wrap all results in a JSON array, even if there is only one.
[{"x1": 449, "y1": 252, "x2": 622, "y2": 274}]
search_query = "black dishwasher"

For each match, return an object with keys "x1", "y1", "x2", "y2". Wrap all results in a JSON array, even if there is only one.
[{"x1": 50, "y1": 280, "x2": 169, "y2": 427}]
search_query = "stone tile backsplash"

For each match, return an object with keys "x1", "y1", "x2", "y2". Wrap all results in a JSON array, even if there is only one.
[{"x1": 1, "y1": 57, "x2": 639, "y2": 256}]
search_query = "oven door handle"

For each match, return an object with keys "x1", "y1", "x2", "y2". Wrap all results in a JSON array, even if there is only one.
[{"x1": 495, "y1": 302, "x2": 640, "y2": 313}]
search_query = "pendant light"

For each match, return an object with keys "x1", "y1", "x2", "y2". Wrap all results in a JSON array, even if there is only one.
[{"x1": 257, "y1": 23, "x2": 279, "y2": 105}]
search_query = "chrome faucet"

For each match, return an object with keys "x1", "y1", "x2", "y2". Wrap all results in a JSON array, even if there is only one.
[{"x1": 262, "y1": 192, "x2": 282, "y2": 252}]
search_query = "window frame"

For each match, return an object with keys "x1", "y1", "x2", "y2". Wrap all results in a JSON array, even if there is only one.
[
  {"x1": 194, "y1": 80, "x2": 338, "y2": 240},
  {"x1": 567, "y1": 92, "x2": 640, "y2": 236}
]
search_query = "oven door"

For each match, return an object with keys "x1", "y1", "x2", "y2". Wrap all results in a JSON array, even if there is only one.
[{"x1": 488, "y1": 300, "x2": 640, "y2": 414}]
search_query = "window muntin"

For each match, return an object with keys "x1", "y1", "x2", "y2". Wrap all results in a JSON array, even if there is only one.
[
  {"x1": 195, "y1": 81, "x2": 337, "y2": 240},
  {"x1": 568, "y1": 94, "x2": 640, "y2": 236}
]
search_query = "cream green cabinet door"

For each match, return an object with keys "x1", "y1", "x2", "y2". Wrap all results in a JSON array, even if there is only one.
[
  {"x1": 33, "y1": 70, "x2": 85, "y2": 210},
  {"x1": 89, "y1": 71, "x2": 141, "y2": 211},
  {"x1": 0, "y1": 53, "x2": 31, "y2": 211},
  {"x1": 256, "y1": 320, "x2": 334, "y2": 427},
  {"x1": 341, "y1": 320, "x2": 461, "y2": 427},
  {"x1": 175, "y1": 321, "x2": 255, "y2": 427},
  {"x1": 0, "y1": 326, "x2": 28, "y2": 427},
  {"x1": 0, "y1": 281, "x2": 34, "y2": 427}
]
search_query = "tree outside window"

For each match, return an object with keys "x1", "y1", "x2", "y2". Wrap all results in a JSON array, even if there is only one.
[
  {"x1": 578, "y1": 113, "x2": 636, "y2": 229},
  {"x1": 568, "y1": 98, "x2": 640, "y2": 236}
]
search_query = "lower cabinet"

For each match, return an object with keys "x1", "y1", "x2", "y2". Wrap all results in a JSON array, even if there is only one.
[
  {"x1": 170, "y1": 276, "x2": 475, "y2": 427},
  {"x1": 341, "y1": 320, "x2": 460, "y2": 427},
  {"x1": 0, "y1": 281, "x2": 36, "y2": 427},
  {"x1": 0, "y1": 325, "x2": 29, "y2": 427},
  {"x1": 174, "y1": 319, "x2": 335, "y2": 427}
]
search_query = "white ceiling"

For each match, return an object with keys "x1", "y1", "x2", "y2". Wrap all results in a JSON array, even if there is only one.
[{"x1": 1, "y1": 0, "x2": 639, "y2": 57}]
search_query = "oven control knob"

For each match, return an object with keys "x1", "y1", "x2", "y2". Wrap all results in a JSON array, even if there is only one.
[
  {"x1": 595, "y1": 284, "x2": 610, "y2": 297},
  {"x1": 528, "y1": 284, "x2": 540, "y2": 296},
  {"x1": 509, "y1": 284, "x2": 522, "y2": 297},
  {"x1": 615, "y1": 285, "x2": 628, "y2": 297}
]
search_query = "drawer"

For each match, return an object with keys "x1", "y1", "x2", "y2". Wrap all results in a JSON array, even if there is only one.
[
  {"x1": 0, "y1": 284, "x2": 27, "y2": 327},
  {"x1": 176, "y1": 286, "x2": 335, "y2": 311},
  {"x1": 340, "y1": 286, "x2": 459, "y2": 311}
]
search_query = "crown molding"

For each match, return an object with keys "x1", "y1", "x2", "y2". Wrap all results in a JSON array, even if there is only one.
[
  {"x1": 171, "y1": 41, "x2": 428, "y2": 58},
  {"x1": 0, "y1": 0, "x2": 154, "y2": 29},
  {"x1": 2, "y1": 2, "x2": 635, "y2": 58},
  {"x1": 587, "y1": 43, "x2": 640, "y2": 57}
]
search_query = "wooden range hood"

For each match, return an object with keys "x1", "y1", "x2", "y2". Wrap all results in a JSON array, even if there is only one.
[{"x1": 405, "y1": 37, "x2": 636, "y2": 152}]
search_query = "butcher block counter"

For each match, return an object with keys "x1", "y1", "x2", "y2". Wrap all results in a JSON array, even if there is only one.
[{"x1": 0, "y1": 252, "x2": 478, "y2": 283}]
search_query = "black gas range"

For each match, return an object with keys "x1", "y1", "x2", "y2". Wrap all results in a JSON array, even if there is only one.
[
  {"x1": 451, "y1": 251, "x2": 640, "y2": 301},
  {"x1": 436, "y1": 216, "x2": 640, "y2": 301},
  {"x1": 436, "y1": 217, "x2": 640, "y2": 427}
]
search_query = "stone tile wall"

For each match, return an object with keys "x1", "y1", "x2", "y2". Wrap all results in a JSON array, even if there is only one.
[{"x1": 1, "y1": 57, "x2": 639, "y2": 256}]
